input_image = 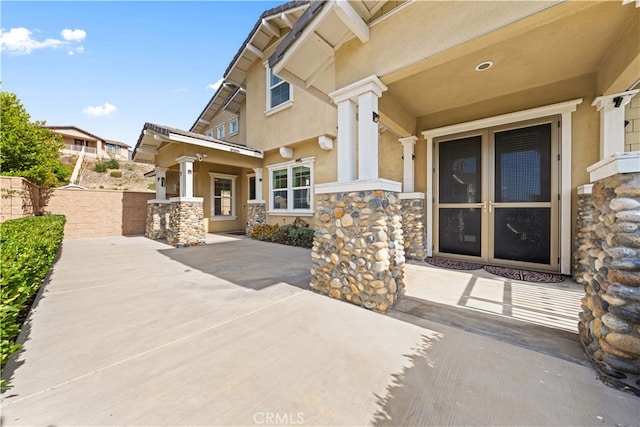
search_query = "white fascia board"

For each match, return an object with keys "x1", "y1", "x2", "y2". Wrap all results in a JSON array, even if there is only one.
[
  {"x1": 422, "y1": 98, "x2": 583, "y2": 139},
  {"x1": 271, "y1": 1, "x2": 335, "y2": 77},
  {"x1": 168, "y1": 133, "x2": 263, "y2": 159},
  {"x1": 333, "y1": 0, "x2": 369, "y2": 43}
]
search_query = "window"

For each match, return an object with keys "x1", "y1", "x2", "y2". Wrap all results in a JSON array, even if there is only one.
[
  {"x1": 216, "y1": 124, "x2": 225, "y2": 139},
  {"x1": 266, "y1": 65, "x2": 292, "y2": 111},
  {"x1": 247, "y1": 174, "x2": 256, "y2": 201},
  {"x1": 268, "y1": 158, "x2": 314, "y2": 214},
  {"x1": 229, "y1": 117, "x2": 239, "y2": 135},
  {"x1": 205, "y1": 129, "x2": 214, "y2": 137},
  {"x1": 209, "y1": 173, "x2": 237, "y2": 219},
  {"x1": 106, "y1": 143, "x2": 121, "y2": 154}
]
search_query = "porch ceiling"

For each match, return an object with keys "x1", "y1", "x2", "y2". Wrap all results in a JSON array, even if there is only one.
[{"x1": 385, "y1": 2, "x2": 638, "y2": 119}]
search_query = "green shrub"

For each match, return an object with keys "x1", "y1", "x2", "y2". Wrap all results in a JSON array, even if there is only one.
[
  {"x1": 1, "y1": 215, "x2": 65, "y2": 388},
  {"x1": 110, "y1": 171, "x2": 122, "y2": 178},
  {"x1": 104, "y1": 159, "x2": 120, "y2": 170},
  {"x1": 251, "y1": 224, "x2": 279, "y2": 241},
  {"x1": 94, "y1": 162, "x2": 107, "y2": 173},
  {"x1": 251, "y1": 221, "x2": 314, "y2": 249}
]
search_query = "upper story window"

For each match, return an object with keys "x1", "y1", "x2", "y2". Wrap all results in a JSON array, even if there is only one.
[
  {"x1": 267, "y1": 158, "x2": 314, "y2": 215},
  {"x1": 266, "y1": 65, "x2": 292, "y2": 113},
  {"x1": 205, "y1": 129, "x2": 214, "y2": 137},
  {"x1": 216, "y1": 124, "x2": 225, "y2": 139},
  {"x1": 229, "y1": 117, "x2": 239, "y2": 136}
]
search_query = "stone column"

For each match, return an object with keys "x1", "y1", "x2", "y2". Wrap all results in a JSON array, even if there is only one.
[
  {"x1": 246, "y1": 201, "x2": 266, "y2": 237},
  {"x1": 167, "y1": 197, "x2": 205, "y2": 247},
  {"x1": 573, "y1": 184, "x2": 594, "y2": 284},
  {"x1": 578, "y1": 167, "x2": 640, "y2": 394},
  {"x1": 311, "y1": 181, "x2": 405, "y2": 313},
  {"x1": 399, "y1": 193, "x2": 426, "y2": 260},
  {"x1": 145, "y1": 200, "x2": 170, "y2": 241}
]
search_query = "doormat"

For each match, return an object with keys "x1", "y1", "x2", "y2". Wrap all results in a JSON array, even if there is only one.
[
  {"x1": 425, "y1": 257, "x2": 483, "y2": 271},
  {"x1": 483, "y1": 265, "x2": 565, "y2": 283}
]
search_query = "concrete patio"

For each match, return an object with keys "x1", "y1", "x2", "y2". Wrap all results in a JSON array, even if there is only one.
[{"x1": 1, "y1": 235, "x2": 638, "y2": 426}]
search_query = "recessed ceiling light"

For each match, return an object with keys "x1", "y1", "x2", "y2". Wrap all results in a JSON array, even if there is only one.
[{"x1": 475, "y1": 61, "x2": 494, "y2": 72}]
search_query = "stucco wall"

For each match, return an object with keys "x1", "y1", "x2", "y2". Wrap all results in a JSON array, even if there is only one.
[{"x1": 245, "y1": 44, "x2": 337, "y2": 152}]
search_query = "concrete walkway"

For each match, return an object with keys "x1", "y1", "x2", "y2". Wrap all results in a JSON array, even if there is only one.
[{"x1": 1, "y1": 235, "x2": 638, "y2": 426}]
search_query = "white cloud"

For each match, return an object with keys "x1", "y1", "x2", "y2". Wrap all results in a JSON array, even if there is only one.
[
  {"x1": 61, "y1": 29, "x2": 86, "y2": 42},
  {"x1": 1, "y1": 27, "x2": 86, "y2": 56},
  {"x1": 83, "y1": 103, "x2": 117, "y2": 118},
  {"x1": 68, "y1": 46, "x2": 85, "y2": 56},
  {"x1": 207, "y1": 78, "x2": 224, "y2": 91},
  {"x1": 0, "y1": 27, "x2": 64, "y2": 55}
]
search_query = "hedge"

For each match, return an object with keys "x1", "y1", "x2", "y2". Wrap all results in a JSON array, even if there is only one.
[
  {"x1": 1, "y1": 215, "x2": 65, "y2": 388},
  {"x1": 251, "y1": 220, "x2": 315, "y2": 249}
]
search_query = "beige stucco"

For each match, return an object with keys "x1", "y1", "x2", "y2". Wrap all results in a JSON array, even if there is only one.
[
  {"x1": 245, "y1": 44, "x2": 337, "y2": 152},
  {"x1": 205, "y1": 109, "x2": 245, "y2": 145}
]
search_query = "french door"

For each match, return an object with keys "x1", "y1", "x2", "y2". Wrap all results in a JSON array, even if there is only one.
[{"x1": 434, "y1": 117, "x2": 560, "y2": 272}]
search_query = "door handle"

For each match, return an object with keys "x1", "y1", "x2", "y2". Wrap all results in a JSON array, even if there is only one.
[{"x1": 489, "y1": 200, "x2": 493, "y2": 213}]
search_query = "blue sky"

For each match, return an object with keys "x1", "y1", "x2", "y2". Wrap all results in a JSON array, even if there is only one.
[{"x1": 1, "y1": 1, "x2": 284, "y2": 147}]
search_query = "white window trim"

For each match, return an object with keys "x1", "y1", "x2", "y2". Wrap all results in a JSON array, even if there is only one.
[
  {"x1": 267, "y1": 157, "x2": 315, "y2": 215},
  {"x1": 228, "y1": 117, "x2": 239, "y2": 136},
  {"x1": 209, "y1": 172, "x2": 237, "y2": 220},
  {"x1": 216, "y1": 124, "x2": 225, "y2": 139},
  {"x1": 247, "y1": 172, "x2": 256, "y2": 202},
  {"x1": 265, "y1": 63, "x2": 293, "y2": 115}
]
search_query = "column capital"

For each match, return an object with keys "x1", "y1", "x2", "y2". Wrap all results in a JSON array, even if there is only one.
[
  {"x1": 176, "y1": 155, "x2": 197, "y2": 164},
  {"x1": 399, "y1": 135, "x2": 418, "y2": 146},
  {"x1": 253, "y1": 167, "x2": 263, "y2": 174},
  {"x1": 329, "y1": 74, "x2": 388, "y2": 104},
  {"x1": 592, "y1": 89, "x2": 639, "y2": 111}
]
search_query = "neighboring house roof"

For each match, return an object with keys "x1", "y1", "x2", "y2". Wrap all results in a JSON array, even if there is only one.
[
  {"x1": 44, "y1": 125, "x2": 104, "y2": 142},
  {"x1": 104, "y1": 139, "x2": 131, "y2": 149},
  {"x1": 133, "y1": 122, "x2": 263, "y2": 164},
  {"x1": 190, "y1": 0, "x2": 309, "y2": 134}
]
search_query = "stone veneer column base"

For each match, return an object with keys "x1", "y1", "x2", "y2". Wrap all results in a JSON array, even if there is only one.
[
  {"x1": 399, "y1": 193, "x2": 426, "y2": 260},
  {"x1": 246, "y1": 200, "x2": 266, "y2": 237},
  {"x1": 167, "y1": 197, "x2": 205, "y2": 247},
  {"x1": 577, "y1": 171, "x2": 640, "y2": 395},
  {"x1": 145, "y1": 200, "x2": 170, "y2": 240},
  {"x1": 311, "y1": 182, "x2": 405, "y2": 313}
]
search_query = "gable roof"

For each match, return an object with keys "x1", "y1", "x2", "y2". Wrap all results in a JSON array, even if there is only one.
[
  {"x1": 190, "y1": 0, "x2": 309, "y2": 134},
  {"x1": 44, "y1": 125, "x2": 105, "y2": 142},
  {"x1": 133, "y1": 122, "x2": 263, "y2": 164}
]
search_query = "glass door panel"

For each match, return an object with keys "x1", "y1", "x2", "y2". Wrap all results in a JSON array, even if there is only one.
[
  {"x1": 490, "y1": 123, "x2": 554, "y2": 267},
  {"x1": 436, "y1": 135, "x2": 484, "y2": 259}
]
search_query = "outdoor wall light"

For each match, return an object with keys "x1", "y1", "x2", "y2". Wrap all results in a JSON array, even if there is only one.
[
  {"x1": 614, "y1": 96, "x2": 623, "y2": 108},
  {"x1": 372, "y1": 112, "x2": 380, "y2": 123}
]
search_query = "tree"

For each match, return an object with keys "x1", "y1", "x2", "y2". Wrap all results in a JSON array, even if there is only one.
[{"x1": 0, "y1": 91, "x2": 69, "y2": 187}]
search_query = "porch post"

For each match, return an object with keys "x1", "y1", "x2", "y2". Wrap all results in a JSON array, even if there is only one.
[
  {"x1": 155, "y1": 167, "x2": 168, "y2": 200},
  {"x1": 334, "y1": 99, "x2": 357, "y2": 182},
  {"x1": 177, "y1": 156, "x2": 196, "y2": 198},
  {"x1": 399, "y1": 136, "x2": 418, "y2": 192},
  {"x1": 253, "y1": 167, "x2": 264, "y2": 201},
  {"x1": 358, "y1": 90, "x2": 379, "y2": 180},
  {"x1": 592, "y1": 90, "x2": 639, "y2": 159}
]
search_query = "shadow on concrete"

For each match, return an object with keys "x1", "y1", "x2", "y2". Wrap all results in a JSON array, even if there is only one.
[
  {"x1": 157, "y1": 238, "x2": 312, "y2": 291},
  {"x1": 390, "y1": 295, "x2": 587, "y2": 367}
]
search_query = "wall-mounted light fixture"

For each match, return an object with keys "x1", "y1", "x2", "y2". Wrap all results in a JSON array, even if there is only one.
[
  {"x1": 614, "y1": 96, "x2": 623, "y2": 108},
  {"x1": 372, "y1": 112, "x2": 380, "y2": 123}
]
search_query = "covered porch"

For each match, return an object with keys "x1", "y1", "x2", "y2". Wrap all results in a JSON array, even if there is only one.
[{"x1": 134, "y1": 123, "x2": 264, "y2": 246}]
